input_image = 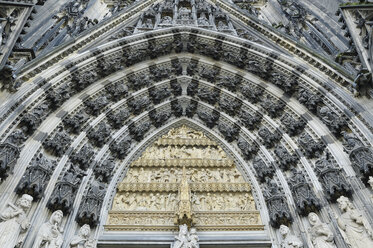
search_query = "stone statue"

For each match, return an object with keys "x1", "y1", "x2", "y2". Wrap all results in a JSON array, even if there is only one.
[
  {"x1": 369, "y1": 176, "x2": 373, "y2": 190},
  {"x1": 0, "y1": 194, "x2": 33, "y2": 248},
  {"x1": 189, "y1": 227, "x2": 199, "y2": 248},
  {"x1": 173, "y1": 224, "x2": 199, "y2": 248},
  {"x1": 336, "y1": 196, "x2": 373, "y2": 248},
  {"x1": 70, "y1": 224, "x2": 95, "y2": 248},
  {"x1": 33, "y1": 210, "x2": 64, "y2": 248},
  {"x1": 173, "y1": 224, "x2": 190, "y2": 248},
  {"x1": 279, "y1": 225, "x2": 303, "y2": 248},
  {"x1": 308, "y1": 212, "x2": 336, "y2": 248}
]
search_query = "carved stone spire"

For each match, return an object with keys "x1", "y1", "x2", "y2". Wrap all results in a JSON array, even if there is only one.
[{"x1": 176, "y1": 166, "x2": 194, "y2": 227}]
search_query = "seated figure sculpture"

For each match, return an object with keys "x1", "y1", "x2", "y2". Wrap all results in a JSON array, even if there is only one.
[{"x1": 173, "y1": 224, "x2": 199, "y2": 248}]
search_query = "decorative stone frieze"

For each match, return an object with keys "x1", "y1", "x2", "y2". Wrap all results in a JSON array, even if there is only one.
[
  {"x1": 196, "y1": 87, "x2": 220, "y2": 105},
  {"x1": 217, "y1": 75, "x2": 241, "y2": 92},
  {"x1": 219, "y1": 96, "x2": 242, "y2": 116},
  {"x1": 187, "y1": 80, "x2": 199, "y2": 97},
  {"x1": 149, "y1": 110, "x2": 171, "y2": 128},
  {"x1": 98, "y1": 57, "x2": 123, "y2": 77},
  {"x1": 46, "y1": 84, "x2": 71, "y2": 110},
  {"x1": 186, "y1": 100, "x2": 198, "y2": 118},
  {"x1": 171, "y1": 100, "x2": 183, "y2": 117},
  {"x1": 72, "y1": 70, "x2": 98, "y2": 93},
  {"x1": 149, "y1": 86, "x2": 171, "y2": 104},
  {"x1": 16, "y1": 154, "x2": 56, "y2": 200},
  {"x1": 127, "y1": 73, "x2": 152, "y2": 91},
  {"x1": 269, "y1": 72, "x2": 297, "y2": 95},
  {"x1": 297, "y1": 88, "x2": 321, "y2": 113}
]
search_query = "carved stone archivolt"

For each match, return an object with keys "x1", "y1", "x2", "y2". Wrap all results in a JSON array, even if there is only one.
[{"x1": 106, "y1": 125, "x2": 263, "y2": 231}]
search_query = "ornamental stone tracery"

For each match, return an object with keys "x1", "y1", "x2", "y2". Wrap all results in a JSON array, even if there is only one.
[{"x1": 0, "y1": 0, "x2": 373, "y2": 247}]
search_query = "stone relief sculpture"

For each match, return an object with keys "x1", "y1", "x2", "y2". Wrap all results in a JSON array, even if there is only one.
[
  {"x1": 173, "y1": 224, "x2": 199, "y2": 248},
  {"x1": 336, "y1": 196, "x2": 373, "y2": 248},
  {"x1": 33, "y1": 210, "x2": 64, "y2": 248},
  {"x1": 0, "y1": 194, "x2": 33, "y2": 248},
  {"x1": 279, "y1": 225, "x2": 303, "y2": 248},
  {"x1": 308, "y1": 212, "x2": 336, "y2": 248},
  {"x1": 69, "y1": 224, "x2": 96, "y2": 248}
]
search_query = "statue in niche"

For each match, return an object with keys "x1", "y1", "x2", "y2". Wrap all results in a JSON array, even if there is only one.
[
  {"x1": 189, "y1": 228, "x2": 199, "y2": 248},
  {"x1": 308, "y1": 212, "x2": 336, "y2": 248},
  {"x1": 279, "y1": 224, "x2": 303, "y2": 248},
  {"x1": 198, "y1": 13, "x2": 210, "y2": 26},
  {"x1": 0, "y1": 194, "x2": 33, "y2": 248},
  {"x1": 217, "y1": 20, "x2": 228, "y2": 31},
  {"x1": 142, "y1": 18, "x2": 153, "y2": 29},
  {"x1": 69, "y1": 224, "x2": 95, "y2": 248},
  {"x1": 33, "y1": 210, "x2": 64, "y2": 248},
  {"x1": 160, "y1": 16, "x2": 173, "y2": 25},
  {"x1": 336, "y1": 196, "x2": 373, "y2": 247}
]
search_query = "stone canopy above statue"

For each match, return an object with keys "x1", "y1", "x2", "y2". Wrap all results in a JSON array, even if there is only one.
[{"x1": 106, "y1": 125, "x2": 263, "y2": 232}]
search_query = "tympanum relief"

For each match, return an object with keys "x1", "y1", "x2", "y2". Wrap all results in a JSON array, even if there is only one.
[{"x1": 106, "y1": 125, "x2": 262, "y2": 231}]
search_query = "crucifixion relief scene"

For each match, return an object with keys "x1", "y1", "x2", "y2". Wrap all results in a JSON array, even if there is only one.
[{"x1": 0, "y1": 0, "x2": 373, "y2": 247}]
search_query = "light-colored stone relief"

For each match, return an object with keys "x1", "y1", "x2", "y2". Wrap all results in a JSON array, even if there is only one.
[
  {"x1": 308, "y1": 212, "x2": 336, "y2": 248},
  {"x1": 336, "y1": 196, "x2": 373, "y2": 248},
  {"x1": 69, "y1": 224, "x2": 96, "y2": 248},
  {"x1": 0, "y1": 194, "x2": 33, "y2": 248},
  {"x1": 279, "y1": 224, "x2": 303, "y2": 248},
  {"x1": 33, "y1": 210, "x2": 64, "y2": 248},
  {"x1": 173, "y1": 224, "x2": 199, "y2": 248},
  {"x1": 106, "y1": 125, "x2": 262, "y2": 231}
]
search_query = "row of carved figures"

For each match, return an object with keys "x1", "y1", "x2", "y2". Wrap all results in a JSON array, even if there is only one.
[
  {"x1": 280, "y1": 196, "x2": 373, "y2": 248},
  {"x1": 0, "y1": 194, "x2": 95, "y2": 248},
  {"x1": 124, "y1": 167, "x2": 244, "y2": 183},
  {"x1": 113, "y1": 192, "x2": 255, "y2": 212},
  {"x1": 141, "y1": 145, "x2": 227, "y2": 160}
]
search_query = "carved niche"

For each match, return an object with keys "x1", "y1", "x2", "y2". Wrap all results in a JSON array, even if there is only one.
[
  {"x1": 315, "y1": 153, "x2": 352, "y2": 201},
  {"x1": 262, "y1": 180, "x2": 293, "y2": 228},
  {"x1": 288, "y1": 169, "x2": 321, "y2": 216},
  {"x1": 107, "y1": 125, "x2": 263, "y2": 232},
  {"x1": 16, "y1": 153, "x2": 56, "y2": 200},
  {"x1": 47, "y1": 163, "x2": 86, "y2": 214},
  {"x1": 342, "y1": 132, "x2": 373, "y2": 182}
]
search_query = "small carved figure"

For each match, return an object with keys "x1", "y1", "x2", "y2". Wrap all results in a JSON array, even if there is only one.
[
  {"x1": 308, "y1": 212, "x2": 336, "y2": 248},
  {"x1": 189, "y1": 228, "x2": 199, "y2": 248},
  {"x1": 173, "y1": 224, "x2": 190, "y2": 248},
  {"x1": 0, "y1": 194, "x2": 33, "y2": 248},
  {"x1": 198, "y1": 13, "x2": 210, "y2": 26},
  {"x1": 279, "y1": 224, "x2": 303, "y2": 248},
  {"x1": 33, "y1": 210, "x2": 64, "y2": 248},
  {"x1": 69, "y1": 224, "x2": 95, "y2": 248},
  {"x1": 336, "y1": 196, "x2": 373, "y2": 248}
]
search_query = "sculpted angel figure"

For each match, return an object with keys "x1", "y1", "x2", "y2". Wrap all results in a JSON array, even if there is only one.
[
  {"x1": 33, "y1": 210, "x2": 64, "y2": 248},
  {"x1": 279, "y1": 225, "x2": 303, "y2": 248},
  {"x1": 0, "y1": 194, "x2": 33, "y2": 248},
  {"x1": 308, "y1": 212, "x2": 336, "y2": 248},
  {"x1": 70, "y1": 224, "x2": 95, "y2": 248},
  {"x1": 336, "y1": 196, "x2": 373, "y2": 248}
]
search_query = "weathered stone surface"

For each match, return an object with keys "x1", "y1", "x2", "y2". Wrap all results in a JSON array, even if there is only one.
[
  {"x1": 258, "y1": 127, "x2": 281, "y2": 148},
  {"x1": 274, "y1": 145, "x2": 298, "y2": 171},
  {"x1": 298, "y1": 132, "x2": 325, "y2": 159},
  {"x1": 44, "y1": 128, "x2": 72, "y2": 157},
  {"x1": 252, "y1": 157, "x2": 275, "y2": 183},
  {"x1": 239, "y1": 111, "x2": 262, "y2": 130},
  {"x1": 16, "y1": 154, "x2": 56, "y2": 200},
  {"x1": 87, "y1": 123, "x2": 112, "y2": 147},
  {"x1": 70, "y1": 144, "x2": 95, "y2": 170},
  {"x1": 197, "y1": 110, "x2": 220, "y2": 128},
  {"x1": 280, "y1": 113, "x2": 305, "y2": 136},
  {"x1": 237, "y1": 138, "x2": 259, "y2": 160}
]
